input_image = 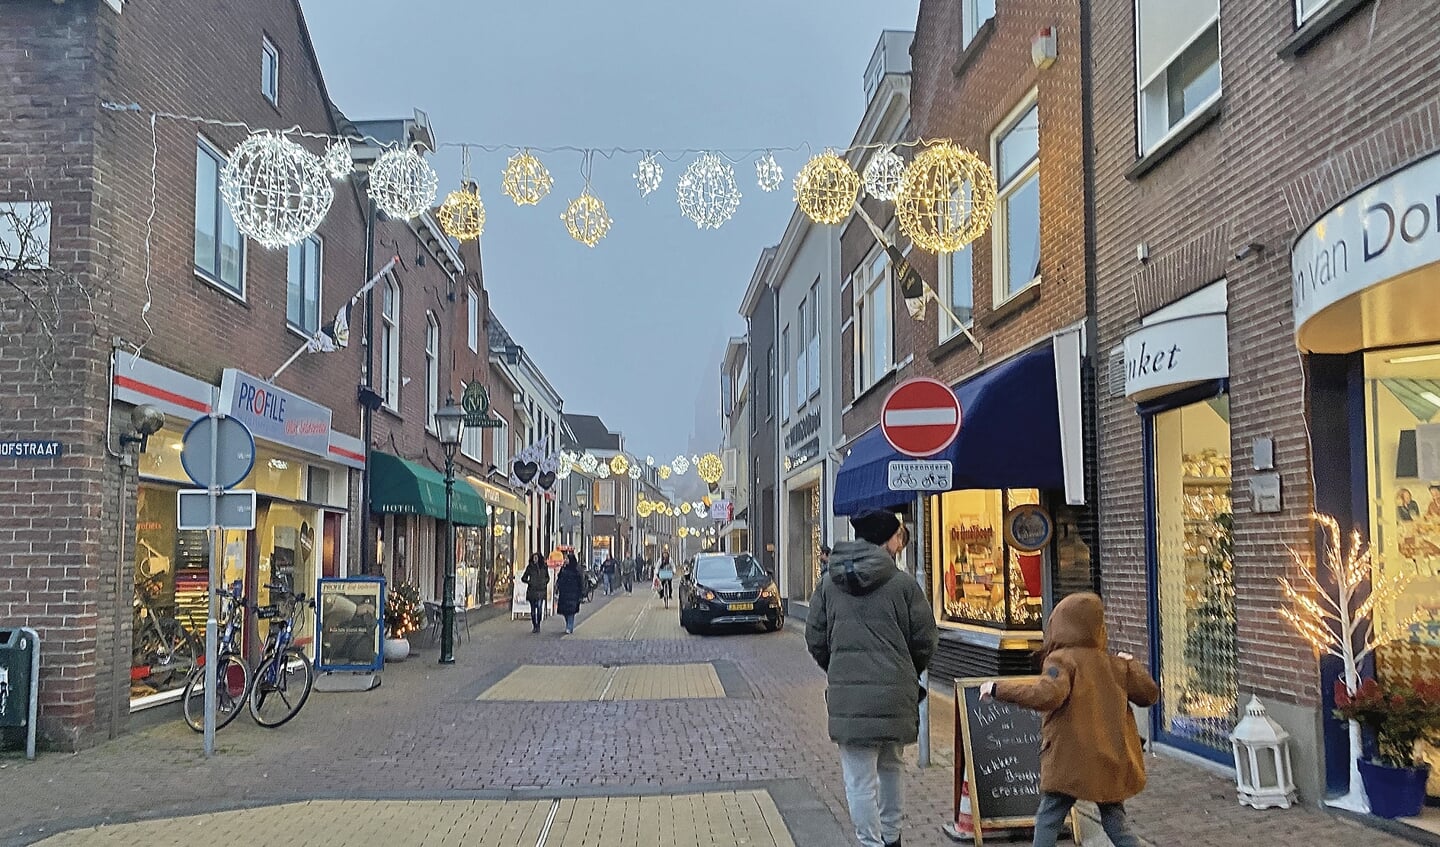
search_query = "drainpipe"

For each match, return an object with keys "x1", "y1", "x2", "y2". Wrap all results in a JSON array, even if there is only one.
[
  {"x1": 1079, "y1": 0, "x2": 1103, "y2": 593},
  {"x1": 106, "y1": 342, "x2": 130, "y2": 739},
  {"x1": 360, "y1": 196, "x2": 377, "y2": 574}
]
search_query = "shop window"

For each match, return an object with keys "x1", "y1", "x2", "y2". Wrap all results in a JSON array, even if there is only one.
[
  {"x1": 193, "y1": 138, "x2": 245, "y2": 294},
  {"x1": 1136, "y1": 0, "x2": 1221, "y2": 154},
  {"x1": 939, "y1": 193, "x2": 975, "y2": 340},
  {"x1": 286, "y1": 234, "x2": 321, "y2": 334},
  {"x1": 380, "y1": 275, "x2": 401, "y2": 410},
  {"x1": 1151, "y1": 397, "x2": 1235, "y2": 755},
  {"x1": 932, "y1": 489, "x2": 1044, "y2": 629},
  {"x1": 962, "y1": 0, "x2": 995, "y2": 48},
  {"x1": 259, "y1": 502, "x2": 320, "y2": 653},
  {"x1": 992, "y1": 98, "x2": 1040, "y2": 302}
]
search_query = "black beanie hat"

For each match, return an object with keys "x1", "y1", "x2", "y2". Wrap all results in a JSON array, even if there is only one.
[{"x1": 850, "y1": 510, "x2": 901, "y2": 546}]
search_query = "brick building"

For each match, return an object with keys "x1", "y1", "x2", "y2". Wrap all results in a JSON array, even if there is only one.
[{"x1": 1092, "y1": 0, "x2": 1440, "y2": 819}]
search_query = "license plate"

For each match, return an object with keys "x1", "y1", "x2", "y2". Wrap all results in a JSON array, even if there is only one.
[{"x1": 729, "y1": 602, "x2": 754, "y2": 611}]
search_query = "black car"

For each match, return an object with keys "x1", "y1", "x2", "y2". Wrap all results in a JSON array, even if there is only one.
[{"x1": 678, "y1": 552, "x2": 784, "y2": 634}]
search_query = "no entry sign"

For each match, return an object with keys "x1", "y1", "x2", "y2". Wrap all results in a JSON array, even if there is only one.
[{"x1": 880, "y1": 377, "x2": 962, "y2": 458}]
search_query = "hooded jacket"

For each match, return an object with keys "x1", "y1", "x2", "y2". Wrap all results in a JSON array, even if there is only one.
[
  {"x1": 994, "y1": 592, "x2": 1160, "y2": 804},
  {"x1": 806, "y1": 539, "x2": 939, "y2": 746}
]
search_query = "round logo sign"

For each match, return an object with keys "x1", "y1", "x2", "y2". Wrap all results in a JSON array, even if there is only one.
[{"x1": 1004, "y1": 504, "x2": 1053, "y2": 553}]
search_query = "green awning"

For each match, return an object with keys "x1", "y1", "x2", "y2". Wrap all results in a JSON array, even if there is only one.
[{"x1": 369, "y1": 451, "x2": 487, "y2": 527}]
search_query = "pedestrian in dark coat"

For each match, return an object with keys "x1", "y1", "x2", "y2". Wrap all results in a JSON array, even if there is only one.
[
  {"x1": 807, "y1": 510, "x2": 937, "y2": 847},
  {"x1": 520, "y1": 554, "x2": 549, "y2": 633},
  {"x1": 981, "y1": 591, "x2": 1159, "y2": 847},
  {"x1": 555, "y1": 554, "x2": 585, "y2": 634}
]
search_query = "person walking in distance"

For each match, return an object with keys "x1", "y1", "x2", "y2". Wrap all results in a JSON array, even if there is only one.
[
  {"x1": 806, "y1": 510, "x2": 937, "y2": 847},
  {"x1": 601, "y1": 554, "x2": 617, "y2": 595},
  {"x1": 520, "y1": 553, "x2": 549, "y2": 634},
  {"x1": 655, "y1": 551, "x2": 676, "y2": 608},
  {"x1": 980, "y1": 592, "x2": 1159, "y2": 847},
  {"x1": 623, "y1": 553, "x2": 635, "y2": 593},
  {"x1": 555, "y1": 553, "x2": 586, "y2": 634}
]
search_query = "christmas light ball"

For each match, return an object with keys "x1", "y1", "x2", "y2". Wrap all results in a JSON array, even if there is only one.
[
  {"x1": 676, "y1": 153, "x2": 741, "y2": 230},
  {"x1": 438, "y1": 180, "x2": 486, "y2": 241},
  {"x1": 691, "y1": 454, "x2": 700, "y2": 465},
  {"x1": 610, "y1": 454, "x2": 630, "y2": 477},
  {"x1": 637, "y1": 501, "x2": 652, "y2": 518},
  {"x1": 678, "y1": 526, "x2": 689, "y2": 538},
  {"x1": 562, "y1": 189, "x2": 612, "y2": 247},
  {"x1": 896, "y1": 142, "x2": 997, "y2": 254},
  {"x1": 370, "y1": 147, "x2": 439, "y2": 221},
  {"x1": 579, "y1": 453, "x2": 599, "y2": 474},
  {"x1": 863, "y1": 147, "x2": 905, "y2": 202},
  {"x1": 671, "y1": 455, "x2": 690, "y2": 475},
  {"x1": 597, "y1": 463, "x2": 611, "y2": 479},
  {"x1": 646, "y1": 456, "x2": 655, "y2": 466},
  {"x1": 681, "y1": 502, "x2": 692, "y2": 515},
  {"x1": 556, "y1": 463, "x2": 573, "y2": 480},
  {"x1": 794, "y1": 150, "x2": 860, "y2": 226},
  {"x1": 627, "y1": 464, "x2": 642, "y2": 480},
  {"x1": 219, "y1": 132, "x2": 334, "y2": 250},
  {"x1": 697, "y1": 452, "x2": 724, "y2": 485},
  {"x1": 634, "y1": 153, "x2": 663, "y2": 197},
  {"x1": 321, "y1": 139, "x2": 355, "y2": 181},
  {"x1": 658, "y1": 465, "x2": 672, "y2": 480},
  {"x1": 755, "y1": 152, "x2": 784, "y2": 192},
  {"x1": 695, "y1": 506, "x2": 709, "y2": 520},
  {"x1": 502, "y1": 150, "x2": 554, "y2": 206}
]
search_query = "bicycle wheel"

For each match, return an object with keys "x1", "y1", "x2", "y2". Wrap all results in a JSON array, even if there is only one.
[
  {"x1": 248, "y1": 649, "x2": 314, "y2": 728},
  {"x1": 182, "y1": 653, "x2": 250, "y2": 732},
  {"x1": 141, "y1": 620, "x2": 199, "y2": 688}
]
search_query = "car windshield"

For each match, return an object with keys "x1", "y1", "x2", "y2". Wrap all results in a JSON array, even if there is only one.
[{"x1": 694, "y1": 555, "x2": 766, "y2": 583}]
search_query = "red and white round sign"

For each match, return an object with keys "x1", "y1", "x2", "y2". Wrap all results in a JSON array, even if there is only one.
[{"x1": 880, "y1": 377, "x2": 962, "y2": 458}]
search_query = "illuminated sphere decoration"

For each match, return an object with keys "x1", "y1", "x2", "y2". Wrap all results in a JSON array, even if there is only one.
[
  {"x1": 637, "y1": 501, "x2": 652, "y2": 518},
  {"x1": 755, "y1": 152, "x2": 784, "y2": 192},
  {"x1": 895, "y1": 142, "x2": 997, "y2": 254},
  {"x1": 681, "y1": 502, "x2": 692, "y2": 515},
  {"x1": 863, "y1": 147, "x2": 905, "y2": 202},
  {"x1": 646, "y1": 456, "x2": 655, "y2": 466},
  {"x1": 370, "y1": 147, "x2": 439, "y2": 221},
  {"x1": 695, "y1": 505, "x2": 709, "y2": 520},
  {"x1": 671, "y1": 455, "x2": 690, "y2": 476},
  {"x1": 438, "y1": 180, "x2": 486, "y2": 242},
  {"x1": 501, "y1": 150, "x2": 554, "y2": 206},
  {"x1": 596, "y1": 463, "x2": 611, "y2": 479},
  {"x1": 627, "y1": 464, "x2": 642, "y2": 481},
  {"x1": 610, "y1": 454, "x2": 630, "y2": 477},
  {"x1": 219, "y1": 132, "x2": 334, "y2": 250},
  {"x1": 696, "y1": 452, "x2": 724, "y2": 485},
  {"x1": 794, "y1": 149, "x2": 860, "y2": 226},
  {"x1": 321, "y1": 139, "x2": 355, "y2": 181},
  {"x1": 658, "y1": 465, "x2": 672, "y2": 480},
  {"x1": 691, "y1": 454, "x2": 701, "y2": 465},
  {"x1": 676, "y1": 153, "x2": 742, "y2": 230},
  {"x1": 562, "y1": 188, "x2": 613, "y2": 247},
  {"x1": 556, "y1": 462, "x2": 572, "y2": 481},
  {"x1": 578, "y1": 453, "x2": 599, "y2": 474},
  {"x1": 634, "y1": 152, "x2": 663, "y2": 198}
]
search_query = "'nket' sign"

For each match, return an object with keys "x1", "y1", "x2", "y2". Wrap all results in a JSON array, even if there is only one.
[{"x1": 1292, "y1": 151, "x2": 1440, "y2": 334}]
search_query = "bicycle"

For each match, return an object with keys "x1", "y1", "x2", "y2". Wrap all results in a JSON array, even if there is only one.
[
  {"x1": 181, "y1": 580, "x2": 250, "y2": 732},
  {"x1": 248, "y1": 583, "x2": 317, "y2": 728},
  {"x1": 132, "y1": 571, "x2": 200, "y2": 690}
]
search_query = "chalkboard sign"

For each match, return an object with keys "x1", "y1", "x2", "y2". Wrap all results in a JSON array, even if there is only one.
[{"x1": 954, "y1": 676, "x2": 1077, "y2": 845}]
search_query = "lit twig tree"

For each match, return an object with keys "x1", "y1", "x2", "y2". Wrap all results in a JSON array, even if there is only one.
[{"x1": 1278, "y1": 513, "x2": 1410, "y2": 814}]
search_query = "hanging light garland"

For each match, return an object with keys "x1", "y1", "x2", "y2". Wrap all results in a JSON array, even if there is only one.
[
  {"x1": 863, "y1": 146, "x2": 905, "y2": 202},
  {"x1": 321, "y1": 139, "x2": 354, "y2": 181},
  {"x1": 634, "y1": 152, "x2": 663, "y2": 197},
  {"x1": 627, "y1": 464, "x2": 642, "y2": 480},
  {"x1": 696, "y1": 452, "x2": 724, "y2": 485},
  {"x1": 676, "y1": 152, "x2": 741, "y2": 230},
  {"x1": 596, "y1": 463, "x2": 611, "y2": 479},
  {"x1": 578, "y1": 453, "x2": 599, "y2": 474},
  {"x1": 671, "y1": 455, "x2": 690, "y2": 475},
  {"x1": 562, "y1": 189, "x2": 612, "y2": 247},
  {"x1": 658, "y1": 465, "x2": 672, "y2": 480},
  {"x1": 370, "y1": 147, "x2": 439, "y2": 221},
  {"x1": 681, "y1": 502, "x2": 692, "y2": 514},
  {"x1": 755, "y1": 152, "x2": 784, "y2": 192},
  {"x1": 610, "y1": 454, "x2": 630, "y2": 477},
  {"x1": 219, "y1": 131, "x2": 334, "y2": 250},
  {"x1": 794, "y1": 149, "x2": 860, "y2": 226},
  {"x1": 501, "y1": 149, "x2": 554, "y2": 206},
  {"x1": 438, "y1": 147, "x2": 486, "y2": 241},
  {"x1": 895, "y1": 142, "x2": 997, "y2": 254}
]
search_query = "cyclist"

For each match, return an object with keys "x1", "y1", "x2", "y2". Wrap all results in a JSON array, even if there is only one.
[{"x1": 656, "y1": 551, "x2": 676, "y2": 608}]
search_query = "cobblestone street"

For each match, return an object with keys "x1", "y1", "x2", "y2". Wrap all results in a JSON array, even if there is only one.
[{"x1": 0, "y1": 594, "x2": 1415, "y2": 846}]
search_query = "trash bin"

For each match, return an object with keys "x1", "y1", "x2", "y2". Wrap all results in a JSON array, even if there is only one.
[{"x1": 0, "y1": 627, "x2": 40, "y2": 759}]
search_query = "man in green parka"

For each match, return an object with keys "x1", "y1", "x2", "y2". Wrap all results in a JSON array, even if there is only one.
[{"x1": 807, "y1": 510, "x2": 939, "y2": 847}]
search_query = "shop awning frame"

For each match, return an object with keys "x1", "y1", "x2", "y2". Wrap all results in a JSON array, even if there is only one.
[
  {"x1": 466, "y1": 475, "x2": 528, "y2": 515},
  {"x1": 370, "y1": 451, "x2": 487, "y2": 527}
]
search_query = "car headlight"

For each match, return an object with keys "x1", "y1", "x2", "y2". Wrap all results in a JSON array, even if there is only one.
[{"x1": 699, "y1": 588, "x2": 716, "y2": 601}]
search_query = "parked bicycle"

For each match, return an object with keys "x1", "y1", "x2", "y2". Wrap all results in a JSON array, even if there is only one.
[
  {"x1": 248, "y1": 583, "x2": 317, "y2": 728},
  {"x1": 181, "y1": 579, "x2": 249, "y2": 732},
  {"x1": 133, "y1": 571, "x2": 200, "y2": 690}
]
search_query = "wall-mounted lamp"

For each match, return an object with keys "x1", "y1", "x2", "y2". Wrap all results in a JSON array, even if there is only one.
[
  {"x1": 1234, "y1": 242, "x2": 1267, "y2": 261},
  {"x1": 119, "y1": 405, "x2": 165, "y2": 453}
]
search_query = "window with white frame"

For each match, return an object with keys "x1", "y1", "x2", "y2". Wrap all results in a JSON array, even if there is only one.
[
  {"x1": 940, "y1": 215, "x2": 975, "y2": 340},
  {"x1": 1136, "y1": 0, "x2": 1220, "y2": 155},
  {"x1": 193, "y1": 139, "x2": 244, "y2": 294},
  {"x1": 261, "y1": 37, "x2": 279, "y2": 105},
  {"x1": 781, "y1": 325, "x2": 791, "y2": 420},
  {"x1": 795, "y1": 301, "x2": 807, "y2": 412},
  {"x1": 467, "y1": 287, "x2": 479, "y2": 351},
  {"x1": 286, "y1": 235, "x2": 321, "y2": 334},
  {"x1": 491, "y1": 416, "x2": 509, "y2": 467},
  {"x1": 594, "y1": 479, "x2": 616, "y2": 515},
  {"x1": 425, "y1": 314, "x2": 440, "y2": 432},
  {"x1": 380, "y1": 276, "x2": 401, "y2": 409},
  {"x1": 854, "y1": 249, "x2": 892, "y2": 393},
  {"x1": 1295, "y1": 0, "x2": 1335, "y2": 24},
  {"x1": 806, "y1": 279, "x2": 820, "y2": 398},
  {"x1": 766, "y1": 344, "x2": 775, "y2": 419},
  {"x1": 963, "y1": 0, "x2": 996, "y2": 48},
  {"x1": 993, "y1": 97, "x2": 1040, "y2": 302}
]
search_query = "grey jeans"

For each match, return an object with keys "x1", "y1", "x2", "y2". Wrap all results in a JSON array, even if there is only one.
[
  {"x1": 1033, "y1": 792, "x2": 1140, "y2": 847},
  {"x1": 838, "y1": 742, "x2": 904, "y2": 847}
]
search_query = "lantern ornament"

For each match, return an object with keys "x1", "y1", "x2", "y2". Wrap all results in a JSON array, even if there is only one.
[
  {"x1": 863, "y1": 146, "x2": 905, "y2": 202},
  {"x1": 562, "y1": 188, "x2": 613, "y2": 247},
  {"x1": 578, "y1": 453, "x2": 599, "y2": 474},
  {"x1": 681, "y1": 502, "x2": 692, "y2": 515},
  {"x1": 895, "y1": 142, "x2": 997, "y2": 254},
  {"x1": 678, "y1": 526, "x2": 689, "y2": 538},
  {"x1": 219, "y1": 132, "x2": 334, "y2": 250},
  {"x1": 671, "y1": 455, "x2": 690, "y2": 476},
  {"x1": 596, "y1": 463, "x2": 611, "y2": 479},
  {"x1": 658, "y1": 465, "x2": 672, "y2": 480},
  {"x1": 369, "y1": 147, "x2": 439, "y2": 221},
  {"x1": 634, "y1": 152, "x2": 663, "y2": 197},
  {"x1": 637, "y1": 500, "x2": 652, "y2": 518},
  {"x1": 696, "y1": 452, "x2": 724, "y2": 485},
  {"x1": 676, "y1": 152, "x2": 742, "y2": 230},
  {"x1": 1229, "y1": 696, "x2": 1297, "y2": 810},
  {"x1": 794, "y1": 149, "x2": 861, "y2": 225},
  {"x1": 321, "y1": 139, "x2": 355, "y2": 181},
  {"x1": 755, "y1": 152, "x2": 784, "y2": 192},
  {"x1": 438, "y1": 180, "x2": 486, "y2": 242},
  {"x1": 610, "y1": 454, "x2": 630, "y2": 477},
  {"x1": 627, "y1": 464, "x2": 642, "y2": 480},
  {"x1": 502, "y1": 150, "x2": 554, "y2": 206}
]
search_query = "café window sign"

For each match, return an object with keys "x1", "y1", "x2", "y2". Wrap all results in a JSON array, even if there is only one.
[{"x1": 1123, "y1": 312, "x2": 1229, "y2": 402}]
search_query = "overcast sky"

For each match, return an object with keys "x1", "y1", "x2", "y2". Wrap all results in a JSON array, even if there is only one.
[{"x1": 302, "y1": 0, "x2": 920, "y2": 461}]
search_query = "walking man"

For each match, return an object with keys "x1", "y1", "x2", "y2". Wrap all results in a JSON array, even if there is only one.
[
  {"x1": 807, "y1": 510, "x2": 937, "y2": 847},
  {"x1": 600, "y1": 554, "x2": 617, "y2": 595}
]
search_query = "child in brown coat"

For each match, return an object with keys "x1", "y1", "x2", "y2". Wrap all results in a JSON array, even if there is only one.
[{"x1": 980, "y1": 592, "x2": 1159, "y2": 847}]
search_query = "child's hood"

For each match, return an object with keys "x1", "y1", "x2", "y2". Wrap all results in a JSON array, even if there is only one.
[{"x1": 1046, "y1": 592, "x2": 1107, "y2": 651}]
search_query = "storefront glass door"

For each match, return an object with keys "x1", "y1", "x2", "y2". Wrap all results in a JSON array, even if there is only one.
[{"x1": 1149, "y1": 396, "x2": 1236, "y2": 759}]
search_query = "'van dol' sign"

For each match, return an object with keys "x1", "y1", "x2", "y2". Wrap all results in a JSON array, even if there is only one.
[{"x1": 218, "y1": 369, "x2": 332, "y2": 459}]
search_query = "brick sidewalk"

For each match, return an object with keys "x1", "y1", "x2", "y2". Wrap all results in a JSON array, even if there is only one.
[{"x1": 0, "y1": 592, "x2": 1419, "y2": 847}]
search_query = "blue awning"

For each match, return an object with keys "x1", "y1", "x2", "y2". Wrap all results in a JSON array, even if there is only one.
[{"x1": 833, "y1": 345, "x2": 1065, "y2": 516}]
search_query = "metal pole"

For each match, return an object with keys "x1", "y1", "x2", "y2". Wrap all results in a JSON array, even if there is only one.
[
  {"x1": 916, "y1": 491, "x2": 930, "y2": 768},
  {"x1": 202, "y1": 398, "x2": 220, "y2": 757},
  {"x1": 360, "y1": 197, "x2": 377, "y2": 575},
  {"x1": 440, "y1": 447, "x2": 456, "y2": 664}
]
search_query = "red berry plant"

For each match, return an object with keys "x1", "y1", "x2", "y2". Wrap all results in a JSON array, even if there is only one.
[{"x1": 1334, "y1": 677, "x2": 1440, "y2": 768}]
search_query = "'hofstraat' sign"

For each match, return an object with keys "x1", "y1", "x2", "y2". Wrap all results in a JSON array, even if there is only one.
[{"x1": 219, "y1": 369, "x2": 332, "y2": 459}]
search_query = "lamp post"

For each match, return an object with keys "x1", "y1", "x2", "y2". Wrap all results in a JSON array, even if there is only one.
[
  {"x1": 575, "y1": 490, "x2": 588, "y2": 566},
  {"x1": 434, "y1": 396, "x2": 465, "y2": 665}
]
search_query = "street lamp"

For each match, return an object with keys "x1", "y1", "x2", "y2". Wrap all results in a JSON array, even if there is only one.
[
  {"x1": 575, "y1": 490, "x2": 588, "y2": 565},
  {"x1": 434, "y1": 395, "x2": 465, "y2": 665}
]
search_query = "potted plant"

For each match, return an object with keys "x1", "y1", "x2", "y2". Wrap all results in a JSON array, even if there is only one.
[
  {"x1": 383, "y1": 582, "x2": 424, "y2": 662},
  {"x1": 1334, "y1": 677, "x2": 1440, "y2": 818}
]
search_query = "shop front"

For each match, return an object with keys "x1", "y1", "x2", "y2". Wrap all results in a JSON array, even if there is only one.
[
  {"x1": 781, "y1": 409, "x2": 826, "y2": 615},
  {"x1": 833, "y1": 335, "x2": 1089, "y2": 685},
  {"x1": 1120, "y1": 284, "x2": 1235, "y2": 761},
  {"x1": 370, "y1": 451, "x2": 487, "y2": 609},
  {"x1": 467, "y1": 476, "x2": 528, "y2": 611},
  {"x1": 1294, "y1": 148, "x2": 1440, "y2": 803}
]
